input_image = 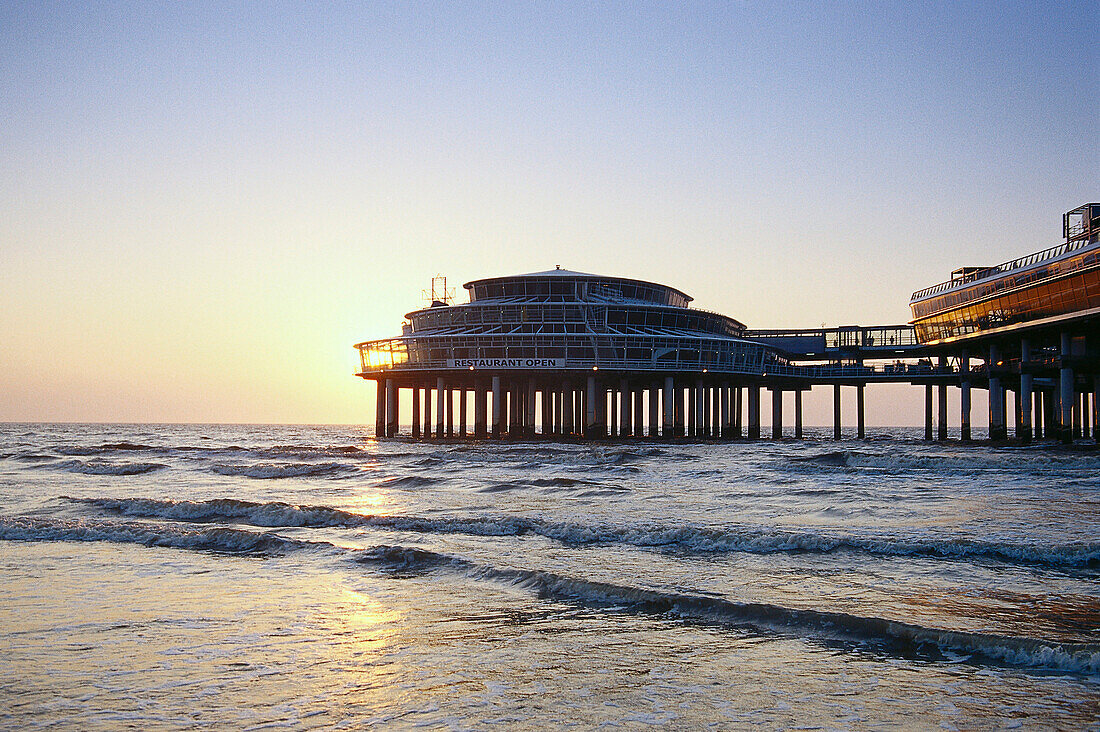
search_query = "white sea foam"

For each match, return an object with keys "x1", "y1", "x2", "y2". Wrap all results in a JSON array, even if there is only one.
[
  {"x1": 353, "y1": 544, "x2": 1100, "y2": 675},
  {"x1": 209, "y1": 462, "x2": 355, "y2": 479},
  {"x1": 66, "y1": 496, "x2": 1100, "y2": 568},
  {"x1": 0, "y1": 515, "x2": 316, "y2": 554},
  {"x1": 56, "y1": 460, "x2": 166, "y2": 476}
]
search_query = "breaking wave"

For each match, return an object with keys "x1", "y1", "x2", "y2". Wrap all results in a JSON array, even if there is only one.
[
  {"x1": 352, "y1": 544, "x2": 1100, "y2": 675},
  {"x1": 791, "y1": 449, "x2": 1100, "y2": 472},
  {"x1": 0, "y1": 515, "x2": 315, "y2": 555},
  {"x1": 57, "y1": 460, "x2": 166, "y2": 476},
  {"x1": 66, "y1": 497, "x2": 1100, "y2": 568},
  {"x1": 209, "y1": 462, "x2": 355, "y2": 479},
  {"x1": 3, "y1": 511, "x2": 1095, "y2": 674}
]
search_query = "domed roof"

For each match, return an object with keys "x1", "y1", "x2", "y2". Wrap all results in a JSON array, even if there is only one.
[{"x1": 462, "y1": 268, "x2": 692, "y2": 303}]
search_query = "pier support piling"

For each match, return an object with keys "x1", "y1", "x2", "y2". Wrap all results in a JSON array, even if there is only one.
[
  {"x1": 960, "y1": 350, "x2": 972, "y2": 441},
  {"x1": 937, "y1": 357, "x2": 948, "y2": 441},
  {"x1": 988, "y1": 342, "x2": 1006, "y2": 440},
  {"x1": 375, "y1": 381, "x2": 386, "y2": 439},
  {"x1": 924, "y1": 385, "x2": 933, "y2": 441},
  {"x1": 833, "y1": 384, "x2": 842, "y2": 440},
  {"x1": 648, "y1": 385, "x2": 660, "y2": 438},
  {"x1": 1060, "y1": 332, "x2": 1074, "y2": 443},
  {"x1": 491, "y1": 377, "x2": 502, "y2": 437},
  {"x1": 385, "y1": 379, "x2": 397, "y2": 437},
  {"x1": 747, "y1": 386, "x2": 761, "y2": 440},
  {"x1": 771, "y1": 389, "x2": 783, "y2": 439},
  {"x1": 794, "y1": 389, "x2": 803, "y2": 439},
  {"x1": 856, "y1": 384, "x2": 865, "y2": 439}
]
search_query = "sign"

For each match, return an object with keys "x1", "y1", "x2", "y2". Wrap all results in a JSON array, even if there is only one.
[{"x1": 447, "y1": 358, "x2": 564, "y2": 369}]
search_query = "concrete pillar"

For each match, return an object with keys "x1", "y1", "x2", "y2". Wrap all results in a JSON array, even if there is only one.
[
  {"x1": 1082, "y1": 392, "x2": 1090, "y2": 439},
  {"x1": 687, "y1": 383, "x2": 698, "y2": 438},
  {"x1": 747, "y1": 385, "x2": 761, "y2": 440},
  {"x1": 385, "y1": 379, "x2": 397, "y2": 437},
  {"x1": 703, "y1": 384, "x2": 712, "y2": 438},
  {"x1": 543, "y1": 387, "x2": 554, "y2": 433},
  {"x1": 423, "y1": 385, "x2": 432, "y2": 439},
  {"x1": 1020, "y1": 338, "x2": 1033, "y2": 442},
  {"x1": 374, "y1": 380, "x2": 386, "y2": 438},
  {"x1": 1034, "y1": 390, "x2": 1042, "y2": 439},
  {"x1": 771, "y1": 388, "x2": 783, "y2": 439},
  {"x1": 555, "y1": 389, "x2": 562, "y2": 436},
  {"x1": 456, "y1": 389, "x2": 466, "y2": 437},
  {"x1": 938, "y1": 356, "x2": 949, "y2": 441},
  {"x1": 1060, "y1": 332, "x2": 1074, "y2": 444},
  {"x1": 675, "y1": 384, "x2": 686, "y2": 437},
  {"x1": 856, "y1": 384, "x2": 865, "y2": 439},
  {"x1": 436, "y1": 377, "x2": 446, "y2": 438},
  {"x1": 411, "y1": 386, "x2": 421, "y2": 438},
  {"x1": 474, "y1": 384, "x2": 487, "y2": 438},
  {"x1": 1093, "y1": 376, "x2": 1100, "y2": 441},
  {"x1": 562, "y1": 382, "x2": 574, "y2": 437},
  {"x1": 445, "y1": 388, "x2": 454, "y2": 437},
  {"x1": 509, "y1": 385, "x2": 522, "y2": 438},
  {"x1": 491, "y1": 376, "x2": 502, "y2": 436},
  {"x1": 586, "y1": 376, "x2": 598, "y2": 438},
  {"x1": 620, "y1": 380, "x2": 631, "y2": 438},
  {"x1": 663, "y1": 377, "x2": 675, "y2": 437},
  {"x1": 1013, "y1": 389, "x2": 1023, "y2": 439},
  {"x1": 526, "y1": 380, "x2": 537, "y2": 437},
  {"x1": 733, "y1": 387, "x2": 742, "y2": 438},
  {"x1": 648, "y1": 385, "x2": 659, "y2": 437},
  {"x1": 988, "y1": 345, "x2": 1005, "y2": 441},
  {"x1": 924, "y1": 384, "x2": 933, "y2": 441},
  {"x1": 579, "y1": 389, "x2": 586, "y2": 435},
  {"x1": 719, "y1": 382, "x2": 730, "y2": 439},
  {"x1": 794, "y1": 389, "x2": 803, "y2": 439},
  {"x1": 1074, "y1": 392, "x2": 1083, "y2": 439},
  {"x1": 833, "y1": 384, "x2": 842, "y2": 440},
  {"x1": 960, "y1": 350, "x2": 972, "y2": 442},
  {"x1": 633, "y1": 389, "x2": 644, "y2": 437},
  {"x1": 1045, "y1": 388, "x2": 1057, "y2": 440}
]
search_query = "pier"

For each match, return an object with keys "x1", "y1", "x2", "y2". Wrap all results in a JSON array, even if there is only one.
[{"x1": 357, "y1": 204, "x2": 1100, "y2": 443}]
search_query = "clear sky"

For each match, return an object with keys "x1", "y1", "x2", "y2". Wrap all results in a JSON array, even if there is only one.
[{"x1": 2, "y1": 1, "x2": 1096, "y2": 425}]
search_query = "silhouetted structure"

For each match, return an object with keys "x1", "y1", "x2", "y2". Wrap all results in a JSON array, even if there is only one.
[{"x1": 357, "y1": 204, "x2": 1100, "y2": 443}]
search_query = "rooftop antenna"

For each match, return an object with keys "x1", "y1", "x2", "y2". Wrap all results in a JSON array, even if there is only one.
[{"x1": 422, "y1": 274, "x2": 455, "y2": 306}]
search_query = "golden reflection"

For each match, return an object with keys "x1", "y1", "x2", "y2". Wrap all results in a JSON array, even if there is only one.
[
  {"x1": 344, "y1": 490, "x2": 394, "y2": 518},
  {"x1": 359, "y1": 340, "x2": 409, "y2": 371},
  {"x1": 330, "y1": 589, "x2": 402, "y2": 656}
]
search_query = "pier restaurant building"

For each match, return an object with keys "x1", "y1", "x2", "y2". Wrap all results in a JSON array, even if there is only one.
[{"x1": 357, "y1": 269, "x2": 795, "y2": 439}]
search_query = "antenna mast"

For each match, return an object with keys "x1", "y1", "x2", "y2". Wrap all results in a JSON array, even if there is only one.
[{"x1": 422, "y1": 274, "x2": 456, "y2": 306}]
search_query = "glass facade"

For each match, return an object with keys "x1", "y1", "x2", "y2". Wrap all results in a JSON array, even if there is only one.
[
  {"x1": 358, "y1": 272, "x2": 776, "y2": 376},
  {"x1": 466, "y1": 274, "x2": 692, "y2": 308},
  {"x1": 910, "y1": 243, "x2": 1100, "y2": 342}
]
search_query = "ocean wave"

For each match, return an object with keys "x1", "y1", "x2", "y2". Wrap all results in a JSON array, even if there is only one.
[
  {"x1": 790, "y1": 449, "x2": 1100, "y2": 472},
  {"x1": 376, "y1": 475, "x2": 440, "y2": 488},
  {"x1": 57, "y1": 460, "x2": 166, "y2": 476},
  {"x1": 479, "y1": 476, "x2": 615, "y2": 493},
  {"x1": 209, "y1": 462, "x2": 355, "y2": 479},
  {"x1": 56, "y1": 442, "x2": 160, "y2": 455},
  {"x1": 0, "y1": 515, "x2": 314, "y2": 555},
  {"x1": 65, "y1": 497, "x2": 1100, "y2": 568},
  {"x1": 352, "y1": 544, "x2": 1100, "y2": 675}
]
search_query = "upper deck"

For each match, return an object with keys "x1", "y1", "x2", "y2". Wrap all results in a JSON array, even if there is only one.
[{"x1": 909, "y1": 203, "x2": 1100, "y2": 343}]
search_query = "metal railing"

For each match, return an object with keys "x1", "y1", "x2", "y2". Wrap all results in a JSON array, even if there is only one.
[{"x1": 910, "y1": 237, "x2": 1097, "y2": 302}]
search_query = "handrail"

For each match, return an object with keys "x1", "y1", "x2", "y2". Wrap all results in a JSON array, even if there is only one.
[
  {"x1": 910, "y1": 237, "x2": 1097, "y2": 302},
  {"x1": 357, "y1": 354, "x2": 954, "y2": 380}
]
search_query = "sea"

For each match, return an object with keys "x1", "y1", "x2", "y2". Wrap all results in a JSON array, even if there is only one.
[{"x1": 1, "y1": 423, "x2": 1097, "y2": 730}]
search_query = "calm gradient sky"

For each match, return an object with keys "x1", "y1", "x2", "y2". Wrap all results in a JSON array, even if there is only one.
[{"x1": 2, "y1": 1, "x2": 1096, "y2": 424}]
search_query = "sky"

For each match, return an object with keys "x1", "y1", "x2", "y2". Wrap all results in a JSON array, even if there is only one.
[{"x1": 1, "y1": 1, "x2": 1096, "y2": 425}]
